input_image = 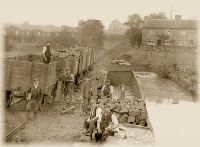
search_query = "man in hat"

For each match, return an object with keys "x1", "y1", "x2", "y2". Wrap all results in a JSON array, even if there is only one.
[
  {"x1": 83, "y1": 98, "x2": 100, "y2": 136},
  {"x1": 26, "y1": 79, "x2": 43, "y2": 120},
  {"x1": 60, "y1": 67, "x2": 75, "y2": 103},
  {"x1": 93, "y1": 103, "x2": 119, "y2": 142},
  {"x1": 82, "y1": 77, "x2": 93, "y2": 115},
  {"x1": 42, "y1": 41, "x2": 52, "y2": 64},
  {"x1": 101, "y1": 79, "x2": 113, "y2": 99}
]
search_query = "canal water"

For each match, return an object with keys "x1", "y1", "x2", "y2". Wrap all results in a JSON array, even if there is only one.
[{"x1": 134, "y1": 72, "x2": 194, "y2": 102}]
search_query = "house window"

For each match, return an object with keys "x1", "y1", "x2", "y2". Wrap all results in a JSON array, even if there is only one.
[
  {"x1": 147, "y1": 40, "x2": 155, "y2": 46},
  {"x1": 189, "y1": 40, "x2": 194, "y2": 47},
  {"x1": 179, "y1": 40, "x2": 186, "y2": 46},
  {"x1": 166, "y1": 30, "x2": 171, "y2": 36}
]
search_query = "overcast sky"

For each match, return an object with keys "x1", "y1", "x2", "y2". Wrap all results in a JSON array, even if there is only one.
[{"x1": 0, "y1": 0, "x2": 200, "y2": 29}]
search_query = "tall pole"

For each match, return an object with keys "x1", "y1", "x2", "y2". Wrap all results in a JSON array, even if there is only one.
[{"x1": 170, "y1": 5, "x2": 173, "y2": 20}]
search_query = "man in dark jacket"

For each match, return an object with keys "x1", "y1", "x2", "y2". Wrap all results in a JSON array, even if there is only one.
[
  {"x1": 42, "y1": 41, "x2": 52, "y2": 64},
  {"x1": 82, "y1": 77, "x2": 93, "y2": 115},
  {"x1": 60, "y1": 67, "x2": 75, "y2": 103},
  {"x1": 83, "y1": 99, "x2": 99, "y2": 136},
  {"x1": 26, "y1": 79, "x2": 43, "y2": 120}
]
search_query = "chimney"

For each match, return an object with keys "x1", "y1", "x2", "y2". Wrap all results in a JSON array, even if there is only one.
[{"x1": 175, "y1": 15, "x2": 182, "y2": 20}]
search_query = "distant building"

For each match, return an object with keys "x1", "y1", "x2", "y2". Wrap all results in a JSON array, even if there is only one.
[
  {"x1": 108, "y1": 20, "x2": 128, "y2": 35},
  {"x1": 142, "y1": 15, "x2": 198, "y2": 47}
]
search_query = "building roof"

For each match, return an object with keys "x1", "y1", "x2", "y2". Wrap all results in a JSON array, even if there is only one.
[{"x1": 143, "y1": 19, "x2": 199, "y2": 30}]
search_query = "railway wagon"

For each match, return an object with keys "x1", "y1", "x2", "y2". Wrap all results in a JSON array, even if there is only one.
[
  {"x1": 80, "y1": 49, "x2": 87, "y2": 73},
  {"x1": 85, "y1": 49, "x2": 91, "y2": 71},
  {"x1": 89, "y1": 48, "x2": 95, "y2": 71},
  {"x1": 81, "y1": 48, "x2": 95, "y2": 73},
  {"x1": 4, "y1": 54, "x2": 57, "y2": 107},
  {"x1": 52, "y1": 55, "x2": 79, "y2": 76},
  {"x1": 53, "y1": 47, "x2": 94, "y2": 77}
]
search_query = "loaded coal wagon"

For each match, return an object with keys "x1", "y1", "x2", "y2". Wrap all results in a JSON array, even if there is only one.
[
  {"x1": 4, "y1": 54, "x2": 57, "y2": 109},
  {"x1": 102, "y1": 60, "x2": 155, "y2": 144},
  {"x1": 53, "y1": 47, "x2": 95, "y2": 82}
]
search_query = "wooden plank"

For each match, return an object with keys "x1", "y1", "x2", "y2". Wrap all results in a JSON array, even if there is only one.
[
  {"x1": 32, "y1": 62, "x2": 46, "y2": 89},
  {"x1": 70, "y1": 57, "x2": 79, "y2": 75},
  {"x1": 10, "y1": 61, "x2": 32, "y2": 92},
  {"x1": 31, "y1": 54, "x2": 43, "y2": 63},
  {"x1": 82, "y1": 50, "x2": 87, "y2": 71},
  {"x1": 4, "y1": 60, "x2": 12, "y2": 90}
]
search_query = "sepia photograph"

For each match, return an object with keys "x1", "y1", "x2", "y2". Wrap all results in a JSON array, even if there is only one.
[{"x1": 0, "y1": 0, "x2": 200, "y2": 147}]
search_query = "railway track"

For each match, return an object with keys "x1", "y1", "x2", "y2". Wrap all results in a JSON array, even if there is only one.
[{"x1": 5, "y1": 120, "x2": 28, "y2": 141}]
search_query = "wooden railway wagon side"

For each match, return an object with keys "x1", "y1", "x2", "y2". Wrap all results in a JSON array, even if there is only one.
[
  {"x1": 78, "y1": 54, "x2": 84, "y2": 74},
  {"x1": 52, "y1": 55, "x2": 79, "y2": 76},
  {"x1": 89, "y1": 48, "x2": 95, "y2": 70},
  {"x1": 4, "y1": 54, "x2": 57, "y2": 97},
  {"x1": 80, "y1": 49, "x2": 87, "y2": 73},
  {"x1": 85, "y1": 49, "x2": 91, "y2": 71}
]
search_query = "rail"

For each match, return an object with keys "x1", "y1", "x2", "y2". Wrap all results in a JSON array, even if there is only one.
[{"x1": 5, "y1": 120, "x2": 28, "y2": 141}]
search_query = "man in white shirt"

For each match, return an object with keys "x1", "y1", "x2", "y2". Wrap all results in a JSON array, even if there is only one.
[
  {"x1": 101, "y1": 79, "x2": 113, "y2": 99},
  {"x1": 42, "y1": 41, "x2": 52, "y2": 64},
  {"x1": 83, "y1": 99, "x2": 100, "y2": 136},
  {"x1": 91, "y1": 102, "x2": 120, "y2": 142}
]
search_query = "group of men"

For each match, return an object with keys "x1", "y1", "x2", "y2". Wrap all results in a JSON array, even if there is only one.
[
  {"x1": 26, "y1": 41, "x2": 75, "y2": 120},
  {"x1": 83, "y1": 98, "x2": 120, "y2": 142},
  {"x1": 81, "y1": 78, "x2": 120, "y2": 142},
  {"x1": 25, "y1": 41, "x2": 119, "y2": 142},
  {"x1": 81, "y1": 78, "x2": 114, "y2": 115},
  {"x1": 25, "y1": 41, "x2": 52, "y2": 120}
]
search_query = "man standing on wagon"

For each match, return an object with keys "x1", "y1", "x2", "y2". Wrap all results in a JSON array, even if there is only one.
[
  {"x1": 26, "y1": 79, "x2": 43, "y2": 120},
  {"x1": 42, "y1": 41, "x2": 52, "y2": 64},
  {"x1": 60, "y1": 67, "x2": 75, "y2": 104}
]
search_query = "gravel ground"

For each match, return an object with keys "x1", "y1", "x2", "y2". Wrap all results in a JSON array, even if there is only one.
[{"x1": 5, "y1": 62, "x2": 106, "y2": 144}]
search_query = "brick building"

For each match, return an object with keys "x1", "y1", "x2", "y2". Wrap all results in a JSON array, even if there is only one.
[{"x1": 142, "y1": 16, "x2": 198, "y2": 47}]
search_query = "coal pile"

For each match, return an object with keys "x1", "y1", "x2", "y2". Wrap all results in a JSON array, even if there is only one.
[
  {"x1": 104, "y1": 97, "x2": 148, "y2": 127},
  {"x1": 53, "y1": 47, "x2": 93, "y2": 58}
]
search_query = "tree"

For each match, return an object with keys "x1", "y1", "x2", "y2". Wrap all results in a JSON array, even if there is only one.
[
  {"x1": 148, "y1": 12, "x2": 167, "y2": 19},
  {"x1": 56, "y1": 30, "x2": 77, "y2": 47},
  {"x1": 77, "y1": 19, "x2": 104, "y2": 48},
  {"x1": 125, "y1": 14, "x2": 143, "y2": 29},
  {"x1": 125, "y1": 14, "x2": 143, "y2": 48}
]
